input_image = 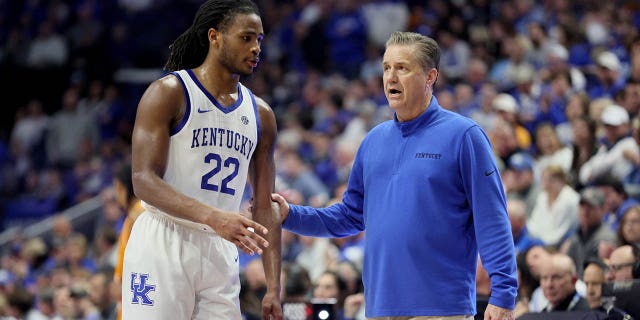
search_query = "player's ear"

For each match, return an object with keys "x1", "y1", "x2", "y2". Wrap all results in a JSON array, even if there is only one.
[{"x1": 208, "y1": 28, "x2": 220, "y2": 46}]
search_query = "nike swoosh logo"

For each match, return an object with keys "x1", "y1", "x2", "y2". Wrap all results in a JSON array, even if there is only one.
[
  {"x1": 485, "y1": 170, "x2": 495, "y2": 176},
  {"x1": 234, "y1": 255, "x2": 239, "y2": 262},
  {"x1": 197, "y1": 108, "x2": 214, "y2": 113}
]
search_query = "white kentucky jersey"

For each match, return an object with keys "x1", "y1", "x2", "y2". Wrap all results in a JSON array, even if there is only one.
[{"x1": 143, "y1": 69, "x2": 260, "y2": 232}]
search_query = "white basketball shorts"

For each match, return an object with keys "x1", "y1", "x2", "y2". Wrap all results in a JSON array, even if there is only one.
[{"x1": 121, "y1": 211, "x2": 241, "y2": 319}]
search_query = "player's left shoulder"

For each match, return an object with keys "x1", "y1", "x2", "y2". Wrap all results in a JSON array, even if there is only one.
[{"x1": 253, "y1": 95, "x2": 273, "y2": 113}]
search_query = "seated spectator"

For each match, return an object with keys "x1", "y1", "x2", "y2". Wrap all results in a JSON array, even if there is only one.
[
  {"x1": 507, "y1": 197, "x2": 544, "y2": 255},
  {"x1": 563, "y1": 187, "x2": 616, "y2": 277},
  {"x1": 568, "y1": 115, "x2": 598, "y2": 190},
  {"x1": 606, "y1": 245, "x2": 639, "y2": 282},
  {"x1": 313, "y1": 270, "x2": 348, "y2": 319},
  {"x1": 582, "y1": 259, "x2": 606, "y2": 309},
  {"x1": 492, "y1": 93, "x2": 532, "y2": 151},
  {"x1": 502, "y1": 152, "x2": 540, "y2": 217},
  {"x1": 617, "y1": 205, "x2": 640, "y2": 248},
  {"x1": 532, "y1": 122, "x2": 572, "y2": 181},
  {"x1": 539, "y1": 253, "x2": 590, "y2": 312},
  {"x1": 593, "y1": 175, "x2": 639, "y2": 232},
  {"x1": 527, "y1": 165, "x2": 580, "y2": 247},
  {"x1": 587, "y1": 51, "x2": 625, "y2": 100},
  {"x1": 281, "y1": 262, "x2": 312, "y2": 303},
  {"x1": 581, "y1": 258, "x2": 630, "y2": 319},
  {"x1": 580, "y1": 104, "x2": 638, "y2": 186}
]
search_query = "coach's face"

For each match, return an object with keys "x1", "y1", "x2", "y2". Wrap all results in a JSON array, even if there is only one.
[{"x1": 382, "y1": 44, "x2": 436, "y2": 122}]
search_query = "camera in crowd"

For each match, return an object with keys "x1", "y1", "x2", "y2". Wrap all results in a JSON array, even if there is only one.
[{"x1": 282, "y1": 298, "x2": 337, "y2": 320}]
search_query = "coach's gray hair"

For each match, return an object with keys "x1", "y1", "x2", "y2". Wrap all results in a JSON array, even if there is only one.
[{"x1": 385, "y1": 32, "x2": 440, "y2": 71}]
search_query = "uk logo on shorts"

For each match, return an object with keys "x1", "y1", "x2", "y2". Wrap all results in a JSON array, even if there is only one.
[{"x1": 130, "y1": 273, "x2": 156, "y2": 306}]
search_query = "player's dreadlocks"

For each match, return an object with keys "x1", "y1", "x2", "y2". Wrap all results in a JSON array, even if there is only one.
[{"x1": 164, "y1": 0, "x2": 259, "y2": 71}]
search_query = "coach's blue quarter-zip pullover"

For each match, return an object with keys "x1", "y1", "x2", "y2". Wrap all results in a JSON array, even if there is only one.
[{"x1": 283, "y1": 97, "x2": 518, "y2": 317}]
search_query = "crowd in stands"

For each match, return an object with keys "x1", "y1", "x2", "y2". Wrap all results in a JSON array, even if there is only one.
[{"x1": 1, "y1": 0, "x2": 640, "y2": 319}]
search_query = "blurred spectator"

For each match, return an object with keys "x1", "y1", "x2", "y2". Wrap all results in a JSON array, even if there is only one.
[
  {"x1": 568, "y1": 115, "x2": 599, "y2": 189},
  {"x1": 45, "y1": 87, "x2": 98, "y2": 170},
  {"x1": 281, "y1": 262, "x2": 312, "y2": 303},
  {"x1": 29, "y1": 287, "x2": 56, "y2": 320},
  {"x1": 620, "y1": 79, "x2": 640, "y2": 118},
  {"x1": 437, "y1": 29, "x2": 471, "y2": 84},
  {"x1": 588, "y1": 51, "x2": 625, "y2": 100},
  {"x1": 539, "y1": 253, "x2": 590, "y2": 312},
  {"x1": 468, "y1": 83, "x2": 498, "y2": 132},
  {"x1": 244, "y1": 258, "x2": 267, "y2": 301},
  {"x1": 239, "y1": 271, "x2": 261, "y2": 320},
  {"x1": 593, "y1": 175, "x2": 639, "y2": 233},
  {"x1": 582, "y1": 259, "x2": 607, "y2": 309},
  {"x1": 507, "y1": 197, "x2": 544, "y2": 256},
  {"x1": 492, "y1": 93, "x2": 532, "y2": 151},
  {"x1": 361, "y1": 0, "x2": 408, "y2": 49},
  {"x1": 523, "y1": 245, "x2": 552, "y2": 312},
  {"x1": 278, "y1": 150, "x2": 330, "y2": 207},
  {"x1": 312, "y1": 270, "x2": 348, "y2": 319},
  {"x1": 325, "y1": 0, "x2": 367, "y2": 79},
  {"x1": 25, "y1": 20, "x2": 68, "y2": 68},
  {"x1": 580, "y1": 104, "x2": 638, "y2": 186},
  {"x1": 606, "y1": 245, "x2": 639, "y2": 281},
  {"x1": 9, "y1": 99, "x2": 48, "y2": 164},
  {"x1": 295, "y1": 236, "x2": 338, "y2": 283},
  {"x1": 562, "y1": 187, "x2": 616, "y2": 278},
  {"x1": 533, "y1": 122, "x2": 572, "y2": 180},
  {"x1": 582, "y1": 258, "x2": 630, "y2": 319},
  {"x1": 502, "y1": 151, "x2": 540, "y2": 217},
  {"x1": 88, "y1": 268, "x2": 116, "y2": 320},
  {"x1": 527, "y1": 165, "x2": 580, "y2": 247},
  {"x1": 617, "y1": 205, "x2": 640, "y2": 248},
  {"x1": 6, "y1": 286, "x2": 34, "y2": 319}
]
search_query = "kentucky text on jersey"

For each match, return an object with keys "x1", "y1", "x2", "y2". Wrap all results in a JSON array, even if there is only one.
[{"x1": 191, "y1": 127, "x2": 255, "y2": 160}]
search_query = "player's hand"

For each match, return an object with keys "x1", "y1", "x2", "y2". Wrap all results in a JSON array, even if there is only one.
[
  {"x1": 207, "y1": 211, "x2": 269, "y2": 255},
  {"x1": 484, "y1": 304, "x2": 515, "y2": 320},
  {"x1": 261, "y1": 290, "x2": 282, "y2": 320},
  {"x1": 270, "y1": 193, "x2": 290, "y2": 223}
]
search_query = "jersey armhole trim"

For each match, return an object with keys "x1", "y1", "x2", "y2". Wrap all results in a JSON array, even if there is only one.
[
  {"x1": 169, "y1": 71, "x2": 191, "y2": 136},
  {"x1": 248, "y1": 88, "x2": 261, "y2": 144}
]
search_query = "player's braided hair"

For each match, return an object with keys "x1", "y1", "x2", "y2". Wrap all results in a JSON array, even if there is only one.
[{"x1": 164, "y1": 0, "x2": 259, "y2": 71}]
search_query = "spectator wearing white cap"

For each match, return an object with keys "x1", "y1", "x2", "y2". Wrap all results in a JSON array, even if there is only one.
[
  {"x1": 587, "y1": 51, "x2": 626, "y2": 100},
  {"x1": 493, "y1": 93, "x2": 532, "y2": 151},
  {"x1": 579, "y1": 104, "x2": 639, "y2": 185},
  {"x1": 542, "y1": 43, "x2": 587, "y2": 93}
]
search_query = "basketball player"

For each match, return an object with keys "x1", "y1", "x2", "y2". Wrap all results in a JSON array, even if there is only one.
[{"x1": 122, "y1": 1, "x2": 282, "y2": 319}]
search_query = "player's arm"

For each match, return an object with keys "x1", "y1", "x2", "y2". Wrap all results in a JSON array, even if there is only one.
[
  {"x1": 249, "y1": 97, "x2": 282, "y2": 320},
  {"x1": 131, "y1": 75, "x2": 268, "y2": 254}
]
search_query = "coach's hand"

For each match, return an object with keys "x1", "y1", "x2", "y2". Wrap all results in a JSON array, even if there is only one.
[
  {"x1": 270, "y1": 193, "x2": 290, "y2": 223},
  {"x1": 484, "y1": 304, "x2": 515, "y2": 320},
  {"x1": 262, "y1": 290, "x2": 282, "y2": 320},
  {"x1": 206, "y1": 211, "x2": 269, "y2": 255}
]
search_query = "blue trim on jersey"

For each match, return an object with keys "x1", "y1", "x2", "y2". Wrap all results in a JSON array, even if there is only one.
[
  {"x1": 169, "y1": 71, "x2": 191, "y2": 136},
  {"x1": 186, "y1": 69, "x2": 243, "y2": 114},
  {"x1": 246, "y1": 86, "x2": 261, "y2": 146}
]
